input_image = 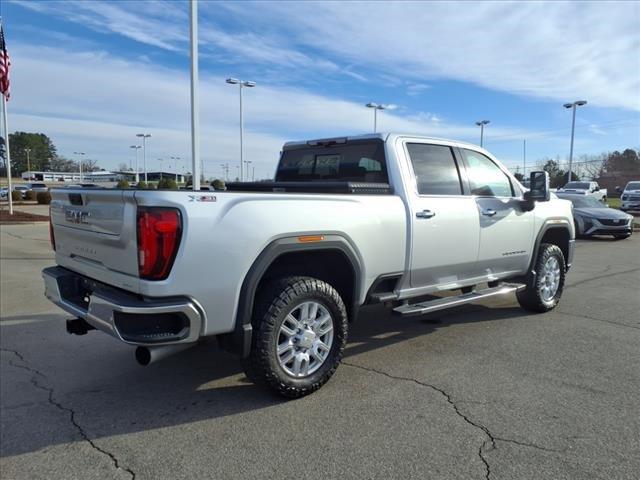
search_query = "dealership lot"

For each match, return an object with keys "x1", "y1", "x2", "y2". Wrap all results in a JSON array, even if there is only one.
[{"x1": 1, "y1": 224, "x2": 639, "y2": 480}]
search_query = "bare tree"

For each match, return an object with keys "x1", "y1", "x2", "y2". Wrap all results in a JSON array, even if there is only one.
[
  {"x1": 49, "y1": 156, "x2": 78, "y2": 172},
  {"x1": 82, "y1": 158, "x2": 100, "y2": 172},
  {"x1": 575, "y1": 153, "x2": 607, "y2": 180}
]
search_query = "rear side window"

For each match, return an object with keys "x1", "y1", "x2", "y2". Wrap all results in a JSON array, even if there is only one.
[
  {"x1": 276, "y1": 141, "x2": 388, "y2": 183},
  {"x1": 407, "y1": 143, "x2": 463, "y2": 195},
  {"x1": 461, "y1": 149, "x2": 514, "y2": 197}
]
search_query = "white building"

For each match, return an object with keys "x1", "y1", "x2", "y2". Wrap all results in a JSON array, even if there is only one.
[{"x1": 22, "y1": 171, "x2": 123, "y2": 182}]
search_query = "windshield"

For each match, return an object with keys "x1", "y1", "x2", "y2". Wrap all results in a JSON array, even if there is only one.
[
  {"x1": 625, "y1": 182, "x2": 640, "y2": 190},
  {"x1": 563, "y1": 182, "x2": 590, "y2": 189},
  {"x1": 558, "y1": 194, "x2": 606, "y2": 208}
]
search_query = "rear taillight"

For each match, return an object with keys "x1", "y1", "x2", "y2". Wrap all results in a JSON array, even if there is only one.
[
  {"x1": 49, "y1": 207, "x2": 56, "y2": 251},
  {"x1": 136, "y1": 207, "x2": 182, "y2": 280}
]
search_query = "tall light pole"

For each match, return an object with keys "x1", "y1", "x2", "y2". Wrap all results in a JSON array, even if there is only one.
[
  {"x1": 226, "y1": 78, "x2": 256, "y2": 181},
  {"x1": 171, "y1": 156, "x2": 181, "y2": 182},
  {"x1": 244, "y1": 160, "x2": 252, "y2": 181},
  {"x1": 136, "y1": 133, "x2": 151, "y2": 183},
  {"x1": 73, "y1": 151, "x2": 85, "y2": 181},
  {"x1": 475, "y1": 120, "x2": 490, "y2": 147},
  {"x1": 24, "y1": 148, "x2": 31, "y2": 178},
  {"x1": 523, "y1": 139, "x2": 526, "y2": 178},
  {"x1": 365, "y1": 103, "x2": 388, "y2": 133},
  {"x1": 563, "y1": 100, "x2": 587, "y2": 183},
  {"x1": 130, "y1": 145, "x2": 141, "y2": 182},
  {"x1": 220, "y1": 163, "x2": 229, "y2": 181},
  {"x1": 190, "y1": 0, "x2": 201, "y2": 190}
]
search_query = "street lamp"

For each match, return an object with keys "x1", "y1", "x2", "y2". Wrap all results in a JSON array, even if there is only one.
[
  {"x1": 226, "y1": 78, "x2": 256, "y2": 181},
  {"x1": 24, "y1": 148, "x2": 31, "y2": 178},
  {"x1": 244, "y1": 160, "x2": 253, "y2": 181},
  {"x1": 158, "y1": 158, "x2": 164, "y2": 179},
  {"x1": 220, "y1": 163, "x2": 229, "y2": 181},
  {"x1": 129, "y1": 145, "x2": 141, "y2": 183},
  {"x1": 365, "y1": 103, "x2": 389, "y2": 133},
  {"x1": 136, "y1": 133, "x2": 151, "y2": 183},
  {"x1": 73, "y1": 151, "x2": 85, "y2": 181},
  {"x1": 475, "y1": 120, "x2": 490, "y2": 147},
  {"x1": 563, "y1": 100, "x2": 587, "y2": 183},
  {"x1": 171, "y1": 156, "x2": 181, "y2": 182}
]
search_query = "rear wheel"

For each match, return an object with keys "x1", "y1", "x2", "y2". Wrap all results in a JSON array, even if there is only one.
[
  {"x1": 241, "y1": 276, "x2": 348, "y2": 398},
  {"x1": 517, "y1": 243, "x2": 566, "y2": 313}
]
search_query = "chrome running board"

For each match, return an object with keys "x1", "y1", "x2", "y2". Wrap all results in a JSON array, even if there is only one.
[{"x1": 393, "y1": 283, "x2": 525, "y2": 316}]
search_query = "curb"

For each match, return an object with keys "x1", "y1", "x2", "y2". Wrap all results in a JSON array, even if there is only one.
[{"x1": 0, "y1": 221, "x2": 49, "y2": 226}]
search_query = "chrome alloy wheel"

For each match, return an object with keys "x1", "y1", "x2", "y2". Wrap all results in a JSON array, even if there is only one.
[
  {"x1": 539, "y1": 256, "x2": 561, "y2": 302},
  {"x1": 276, "y1": 301, "x2": 334, "y2": 378}
]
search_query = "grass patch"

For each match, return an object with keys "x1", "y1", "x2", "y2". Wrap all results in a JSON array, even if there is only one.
[{"x1": 607, "y1": 197, "x2": 621, "y2": 209}]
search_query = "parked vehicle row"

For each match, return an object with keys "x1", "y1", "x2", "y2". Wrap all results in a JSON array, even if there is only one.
[{"x1": 0, "y1": 182, "x2": 49, "y2": 199}]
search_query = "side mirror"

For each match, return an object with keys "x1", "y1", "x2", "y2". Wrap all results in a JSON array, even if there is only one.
[
  {"x1": 615, "y1": 186, "x2": 622, "y2": 193},
  {"x1": 524, "y1": 171, "x2": 550, "y2": 203},
  {"x1": 594, "y1": 186, "x2": 599, "y2": 192}
]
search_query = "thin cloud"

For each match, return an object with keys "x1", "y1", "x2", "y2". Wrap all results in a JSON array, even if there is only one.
[
  {"x1": 216, "y1": 1, "x2": 640, "y2": 111},
  {"x1": 406, "y1": 84, "x2": 431, "y2": 97},
  {"x1": 9, "y1": 44, "x2": 532, "y2": 174},
  {"x1": 10, "y1": 1, "x2": 639, "y2": 110}
]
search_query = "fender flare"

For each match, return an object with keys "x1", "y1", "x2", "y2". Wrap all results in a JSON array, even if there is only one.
[
  {"x1": 525, "y1": 220, "x2": 574, "y2": 284},
  {"x1": 218, "y1": 235, "x2": 363, "y2": 357}
]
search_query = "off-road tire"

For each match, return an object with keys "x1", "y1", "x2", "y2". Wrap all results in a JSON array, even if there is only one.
[
  {"x1": 241, "y1": 276, "x2": 348, "y2": 398},
  {"x1": 516, "y1": 243, "x2": 566, "y2": 313}
]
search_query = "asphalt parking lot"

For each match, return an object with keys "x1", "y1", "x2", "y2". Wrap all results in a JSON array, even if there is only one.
[{"x1": 1, "y1": 224, "x2": 639, "y2": 480}]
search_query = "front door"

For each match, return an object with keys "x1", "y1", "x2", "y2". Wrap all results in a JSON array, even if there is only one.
[{"x1": 460, "y1": 148, "x2": 535, "y2": 276}]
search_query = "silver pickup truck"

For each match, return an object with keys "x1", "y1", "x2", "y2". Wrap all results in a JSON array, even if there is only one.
[{"x1": 43, "y1": 133, "x2": 575, "y2": 397}]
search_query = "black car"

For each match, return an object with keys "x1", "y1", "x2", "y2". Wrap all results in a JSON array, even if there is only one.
[{"x1": 557, "y1": 193, "x2": 634, "y2": 239}]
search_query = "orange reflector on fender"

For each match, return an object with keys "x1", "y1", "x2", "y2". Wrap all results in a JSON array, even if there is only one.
[{"x1": 298, "y1": 235, "x2": 325, "y2": 243}]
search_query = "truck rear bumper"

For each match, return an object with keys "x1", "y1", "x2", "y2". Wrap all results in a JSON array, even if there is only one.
[{"x1": 43, "y1": 266, "x2": 202, "y2": 346}]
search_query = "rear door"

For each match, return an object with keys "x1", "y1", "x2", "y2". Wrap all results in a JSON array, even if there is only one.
[
  {"x1": 459, "y1": 148, "x2": 534, "y2": 276},
  {"x1": 406, "y1": 142, "x2": 481, "y2": 288},
  {"x1": 50, "y1": 188, "x2": 141, "y2": 291}
]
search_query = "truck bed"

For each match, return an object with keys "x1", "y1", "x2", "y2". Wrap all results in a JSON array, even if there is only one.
[{"x1": 225, "y1": 181, "x2": 393, "y2": 194}]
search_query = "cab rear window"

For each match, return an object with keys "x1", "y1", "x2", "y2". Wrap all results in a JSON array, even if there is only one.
[{"x1": 276, "y1": 141, "x2": 388, "y2": 183}]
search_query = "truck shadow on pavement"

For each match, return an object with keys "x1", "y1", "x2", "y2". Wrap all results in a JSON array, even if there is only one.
[{"x1": 1, "y1": 302, "x2": 528, "y2": 457}]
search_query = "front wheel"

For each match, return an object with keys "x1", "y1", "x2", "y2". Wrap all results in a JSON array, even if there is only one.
[
  {"x1": 241, "y1": 276, "x2": 348, "y2": 398},
  {"x1": 517, "y1": 243, "x2": 566, "y2": 313}
]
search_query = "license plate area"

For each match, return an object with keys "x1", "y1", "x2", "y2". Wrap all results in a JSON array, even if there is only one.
[{"x1": 57, "y1": 274, "x2": 95, "y2": 311}]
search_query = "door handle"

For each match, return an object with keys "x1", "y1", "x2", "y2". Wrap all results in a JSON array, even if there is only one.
[
  {"x1": 481, "y1": 209, "x2": 497, "y2": 217},
  {"x1": 416, "y1": 209, "x2": 436, "y2": 219}
]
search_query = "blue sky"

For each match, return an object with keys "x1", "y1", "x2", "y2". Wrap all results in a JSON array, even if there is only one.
[{"x1": 2, "y1": 0, "x2": 639, "y2": 179}]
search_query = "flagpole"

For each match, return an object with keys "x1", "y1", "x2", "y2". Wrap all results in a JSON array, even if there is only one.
[
  {"x1": 189, "y1": 0, "x2": 201, "y2": 191},
  {"x1": 2, "y1": 93, "x2": 12, "y2": 215}
]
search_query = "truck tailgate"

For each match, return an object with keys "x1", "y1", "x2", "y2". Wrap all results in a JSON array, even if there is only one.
[{"x1": 50, "y1": 188, "x2": 140, "y2": 292}]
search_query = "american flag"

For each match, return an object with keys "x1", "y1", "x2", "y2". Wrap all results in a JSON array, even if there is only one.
[{"x1": 0, "y1": 24, "x2": 10, "y2": 100}]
